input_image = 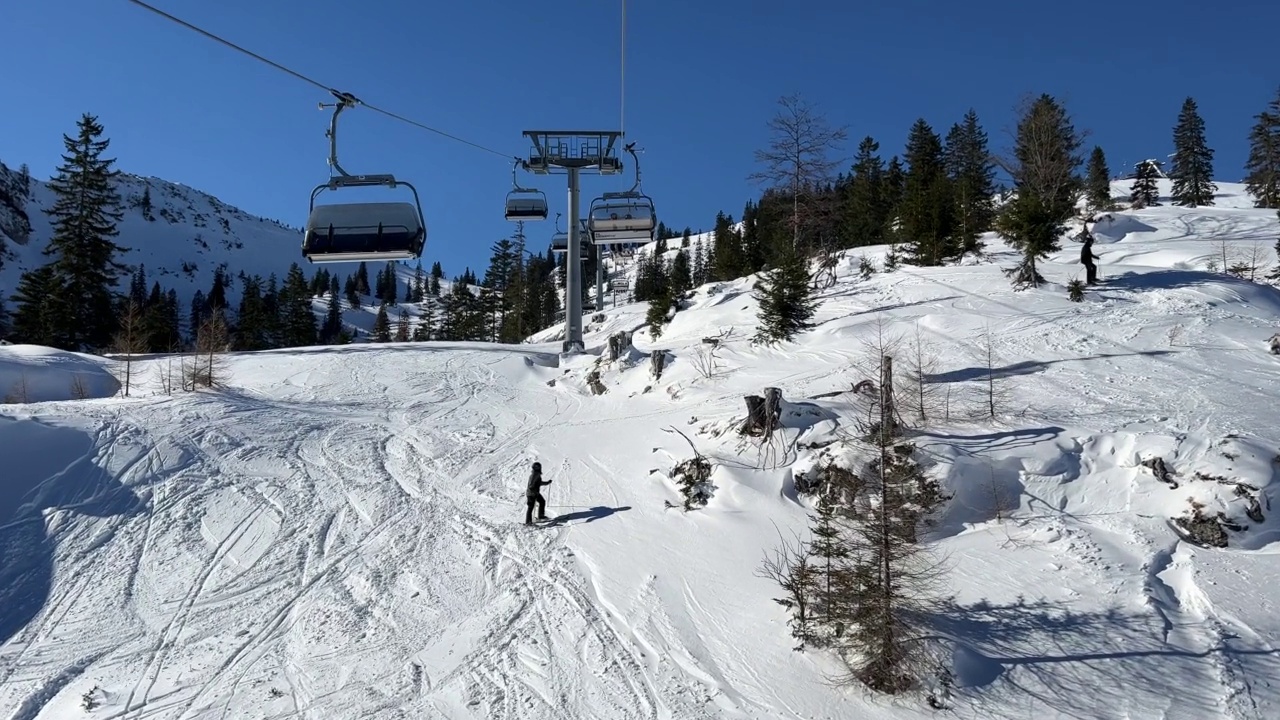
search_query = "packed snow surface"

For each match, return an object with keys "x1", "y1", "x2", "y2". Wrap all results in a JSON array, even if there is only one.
[{"x1": 2, "y1": 180, "x2": 1280, "y2": 719}]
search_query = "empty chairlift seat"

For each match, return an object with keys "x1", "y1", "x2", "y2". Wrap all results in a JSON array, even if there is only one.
[
  {"x1": 588, "y1": 193, "x2": 656, "y2": 244},
  {"x1": 505, "y1": 190, "x2": 548, "y2": 221},
  {"x1": 303, "y1": 201, "x2": 426, "y2": 263}
]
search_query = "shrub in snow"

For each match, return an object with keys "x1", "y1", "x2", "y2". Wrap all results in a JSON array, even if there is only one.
[{"x1": 1067, "y1": 279, "x2": 1085, "y2": 301}]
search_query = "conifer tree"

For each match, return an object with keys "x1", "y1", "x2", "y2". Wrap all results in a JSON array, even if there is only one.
[
  {"x1": 670, "y1": 249, "x2": 692, "y2": 297},
  {"x1": 8, "y1": 265, "x2": 59, "y2": 344},
  {"x1": 0, "y1": 292, "x2": 9, "y2": 341},
  {"x1": 645, "y1": 286, "x2": 671, "y2": 339},
  {"x1": 1129, "y1": 159, "x2": 1162, "y2": 208},
  {"x1": 321, "y1": 275, "x2": 343, "y2": 343},
  {"x1": 1243, "y1": 88, "x2": 1280, "y2": 208},
  {"x1": 1169, "y1": 97, "x2": 1216, "y2": 207},
  {"x1": 279, "y1": 263, "x2": 317, "y2": 347},
  {"x1": 235, "y1": 274, "x2": 270, "y2": 350},
  {"x1": 372, "y1": 303, "x2": 391, "y2": 342},
  {"x1": 355, "y1": 261, "x2": 371, "y2": 296},
  {"x1": 140, "y1": 184, "x2": 154, "y2": 220},
  {"x1": 943, "y1": 110, "x2": 996, "y2": 257},
  {"x1": 395, "y1": 307, "x2": 410, "y2": 342},
  {"x1": 1085, "y1": 146, "x2": 1113, "y2": 212},
  {"x1": 20, "y1": 113, "x2": 127, "y2": 350},
  {"x1": 843, "y1": 136, "x2": 889, "y2": 247},
  {"x1": 901, "y1": 119, "x2": 954, "y2": 265},
  {"x1": 994, "y1": 94, "x2": 1084, "y2": 289},
  {"x1": 753, "y1": 243, "x2": 817, "y2": 343},
  {"x1": 883, "y1": 157, "x2": 906, "y2": 242},
  {"x1": 414, "y1": 300, "x2": 435, "y2": 340}
]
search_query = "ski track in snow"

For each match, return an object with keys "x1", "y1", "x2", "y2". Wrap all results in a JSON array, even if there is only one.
[{"x1": 3, "y1": 179, "x2": 1280, "y2": 719}]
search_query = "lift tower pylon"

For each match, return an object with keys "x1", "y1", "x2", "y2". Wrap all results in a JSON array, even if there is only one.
[{"x1": 520, "y1": 131, "x2": 623, "y2": 354}]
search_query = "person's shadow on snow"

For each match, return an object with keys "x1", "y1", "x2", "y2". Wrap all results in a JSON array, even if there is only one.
[
  {"x1": 0, "y1": 417, "x2": 145, "y2": 646},
  {"x1": 544, "y1": 505, "x2": 631, "y2": 526}
]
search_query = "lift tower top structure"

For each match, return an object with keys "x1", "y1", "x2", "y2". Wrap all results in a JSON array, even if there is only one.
[{"x1": 520, "y1": 131, "x2": 624, "y2": 354}]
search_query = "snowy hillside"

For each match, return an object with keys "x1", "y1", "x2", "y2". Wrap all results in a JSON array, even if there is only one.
[
  {"x1": 0, "y1": 159, "x2": 305, "y2": 307},
  {"x1": 3, "y1": 179, "x2": 1280, "y2": 719}
]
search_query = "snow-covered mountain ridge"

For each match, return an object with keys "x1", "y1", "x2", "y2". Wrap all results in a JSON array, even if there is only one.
[{"x1": 0, "y1": 158, "x2": 305, "y2": 306}]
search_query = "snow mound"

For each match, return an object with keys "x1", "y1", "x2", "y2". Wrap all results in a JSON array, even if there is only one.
[{"x1": 0, "y1": 345, "x2": 120, "y2": 402}]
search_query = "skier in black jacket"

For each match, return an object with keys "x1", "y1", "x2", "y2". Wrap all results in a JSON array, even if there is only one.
[
  {"x1": 525, "y1": 461, "x2": 551, "y2": 525},
  {"x1": 1081, "y1": 234, "x2": 1101, "y2": 284}
]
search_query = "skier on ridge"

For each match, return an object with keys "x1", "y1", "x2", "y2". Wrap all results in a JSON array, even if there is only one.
[{"x1": 525, "y1": 461, "x2": 551, "y2": 525}]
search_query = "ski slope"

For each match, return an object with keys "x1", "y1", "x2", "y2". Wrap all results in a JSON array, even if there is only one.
[{"x1": 2, "y1": 180, "x2": 1280, "y2": 719}]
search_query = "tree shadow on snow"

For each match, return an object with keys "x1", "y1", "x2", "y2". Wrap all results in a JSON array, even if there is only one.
[
  {"x1": 0, "y1": 417, "x2": 145, "y2": 646},
  {"x1": 926, "y1": 350, "x2": 1176, "y2": 384},
  {"x1": 543, "y1": 505, "x2": 631, "y2": 526},
  {"x1": 1099, "y1": 268, "x2": 1280, "y2": 295},
  {"x1": 927, "y1": 598, "x2": 1280, "y2": 720}
]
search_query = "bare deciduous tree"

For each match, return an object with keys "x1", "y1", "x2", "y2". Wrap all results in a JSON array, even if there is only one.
[
  {"x1": 748, "y1": 93, "x2": 847, "y2": 251},
  {"x1": 900, "y1": 321, "x2": 943, "y2": 425},
  {"x1": 112, "y1": 298, "x2": 148, "y2": 397},
  {"x1": 188, "y1": 310, "x2": 231, "y2": 389},
  {"x1": 755, "y1": 527, "x2": 817, "y2": 651}
]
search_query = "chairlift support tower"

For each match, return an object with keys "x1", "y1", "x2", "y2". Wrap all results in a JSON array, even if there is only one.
[{"x1": 520, "y1": 131, "x2": 623, "y2": 354}]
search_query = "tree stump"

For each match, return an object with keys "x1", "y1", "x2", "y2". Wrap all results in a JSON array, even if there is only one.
[
  {"x1": 607, "y1": 331, "x2": 631, "y2": 361},
  {"x1": 740, "y1": 394, "x2": 767, "y2": 435},
  {"x1": 650, "y1": 350, "x2": 667, "y2": 379},
  {"x1": 764, "y1": 387, "x2": 783, "y2": 435}
]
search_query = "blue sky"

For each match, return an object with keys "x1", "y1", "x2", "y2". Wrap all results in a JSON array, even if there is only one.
[{"x1": 2, "y1": 0, "x2": 1277, "y2": 280}]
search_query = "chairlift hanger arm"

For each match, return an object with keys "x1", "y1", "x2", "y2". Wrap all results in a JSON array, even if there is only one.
[{"x1": 320, "y1": 90, "x2": 363, "y2": 178}]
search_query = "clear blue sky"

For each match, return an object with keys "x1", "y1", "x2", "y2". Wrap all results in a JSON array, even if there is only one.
[{"x1": 2, "y1": 0, "x2": 1277, "y2": 279}]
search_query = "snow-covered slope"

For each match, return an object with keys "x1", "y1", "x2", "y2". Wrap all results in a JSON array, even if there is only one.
[
  {"x1": 0, "y1": 159, "x2": 304, "y2": 307},
  {"x1": 3, "y1": 180, "x2": 1280, "y2": 719}
]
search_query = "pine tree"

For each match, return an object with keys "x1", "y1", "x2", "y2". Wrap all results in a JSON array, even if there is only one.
[
  {"x1": 395, "y1": 308, "x2": 410, "y2": 342},
  {"x1": 995, "y1": 94, "x2": 1084, "y2": 289},
  {"x1": 414, "y1": 300, "x2": 435, "y2": 340},
  {"x1": 645, "y1": 286, "x2": 672, "y2": 339},
  {"x1": 24, "y1": 113, "x2": 128, "y2": 350},
  {"x1": 670, "y1": 249, "x2": 692, "y2": 297},
  {"x1": 1169, "y1": 97, "x2": 1217, "y2": 207},
  {"x1": 883, "y1": 156, "x2": 906, "y2": 242},
  {"x1": 234, "y1": 274, "x2": 270, "y2": 350},
  {"x1": 901, "y1": 119, "x2": 954, "y2": 265},
  {"x1": 321, "y1": 275, "x2": 343, "y2": 343},
  {"x1": 1129, "y1": 159, "x2": 1162, "y2": 208},
  {"x1": 355, "y1": 261, "x2": 371, "y2": 296},
  {"x1": 206, "y1": 266, "x2": 228, "y2": 314},
  {"x1": 943, "y1": 110, "x2": 996, "y2": 257},
  {"x1": 0, "y1": 291, "x2": 9, "y2": 341},
  {"x1": 140, "y1": 184, "x2": 153, "y2": 220},
  {"x1": 1243, "y1": 88, "x2": 1280, "y2": 208},
  {"x1": 1085, "y1": 146, "x2": 1113, "y2": 212},
  {"x1": 843, "y1": 136, "x2": 888, "y2": 247},
  {"x1": 278, "y1": 263, "x2": 317, "y2": 347},
  {"x1": 8, "y1": 265, "x2": 59, "y2": 344},
  {"x1": 371, "y1": 303, "x2": 391, "y2": 342},
  {"x1": 753, "y1": 243, "x2": 817, "y2": 343}
]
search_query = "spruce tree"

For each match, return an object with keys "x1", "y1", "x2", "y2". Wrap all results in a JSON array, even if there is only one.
[
  {"x1": 943, "y1": 110, "x2": 996, "y2": 257},
  {"x1": 1129, "y1": 160, "x2": 1162, "y2": 208},
  {"x1": 901, "y1": 119, "x2": 954, "y2": 265},
  {"x1": 25, "y1": 113, "x2": 127, "y2": 350},
  {"x1": 1085, "y1": 146, "x2": 1113, "y2": 212},
  {"x1": 355, "y1": 261, "x2": 371, "y2": 296},
  {"x1": 0, "y1": 292, "x2": 9, "y2": 340},
  {"x1": 9, "y1": 266, "x2": 59, "y2": 344},
  {"x1": 882, "y1": 156, "x2": 906, "y2": 242},
  {"x1": 753, "y1": 243, "x2": 817, "y2": 343},
  {"x1": 1169, "y1": 97, "x2": 1217, "y2": 207},
  {"x1": 234, "y1": 275, "x2": 270, "y2": 350},
  {"x1": 670, "y1": 249, "x2": 692, "y2": 296},
  {"x1": 372, "y1": 303, "x2": 391, "y2": 342},
  {"x1": 995, "y1": 94, "x2": 1083, "y2": 289},
  {"x1": 843, "y1": 136, "x2": 888, "y2": 248},
  {"x1": 1243, "y1": 88, "x2": 1280, "y2": 208},
  {"x1": 395, "y1": 308, "x2": 410, "y2": 342},
  {"x1": 322, "y1": 275, "x2": 343, "y2": 342},
  {"x1": 279, "y1": 263, "x2": 317, "y2": 347}
]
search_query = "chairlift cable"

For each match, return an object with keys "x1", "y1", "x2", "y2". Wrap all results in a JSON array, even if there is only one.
[
  {"x1": 121, "y1": 0, "x2": 512, "y2": 160},
  {"x1": 620, "y1": 0, "x2": 626, "y2": 138}
]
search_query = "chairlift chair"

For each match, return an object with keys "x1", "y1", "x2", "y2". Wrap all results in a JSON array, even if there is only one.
[
  {"x1": 587, "y1": 191, "x2": 656, "y2": 244},
  {"x1": 586, "y1": 141, "x2": 656, "y2": 244},
  {"x1": 505, "y1": 158, "x2": 548, "y2": 221},
  {"x1": 302, "y1": 91, "x2": 427, "y2": 263}
]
